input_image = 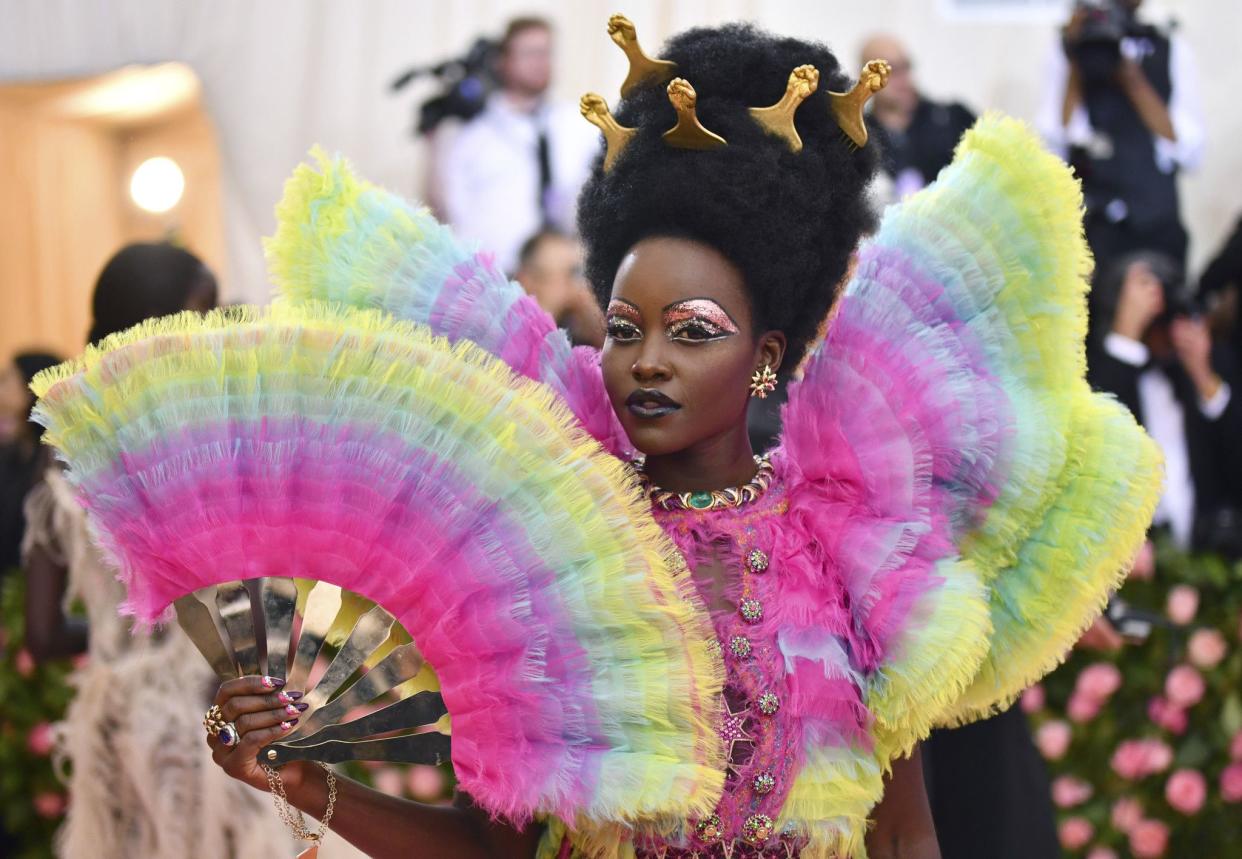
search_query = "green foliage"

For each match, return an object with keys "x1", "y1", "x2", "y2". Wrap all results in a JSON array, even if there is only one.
[
  {"x1": 0, "y1": 570, "x2": 74, "y2": 859},
  {"x1": 1031, "y1": 540, "x2": 1242, "y2": 857}
]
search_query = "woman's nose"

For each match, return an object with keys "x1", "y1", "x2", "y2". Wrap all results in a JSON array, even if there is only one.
[{"x1": 631, "y1": 340, "x2": 671, "y2": 383}]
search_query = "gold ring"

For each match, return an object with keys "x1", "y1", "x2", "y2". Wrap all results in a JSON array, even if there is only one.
[{"x1": 203, "y1": 704, "x2": 228, "y2": 737}]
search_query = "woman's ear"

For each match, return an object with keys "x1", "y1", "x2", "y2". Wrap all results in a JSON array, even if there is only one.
[{"x1": 756, "y1": 331, "x2": 787, "y2": 374}]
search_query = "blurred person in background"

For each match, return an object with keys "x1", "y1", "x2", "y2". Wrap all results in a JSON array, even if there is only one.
[
  {"x1": 1089, "y1": 251, "x2": 1242, "y2": 555},
  {"x1": 513, "y1": 228, "x2": 603, "y2": 348},
  {"x1": 0, "y1": 351, "x2": 61, "y2": 572},
  {"x1": 20, "y1": 243, "x2": 310, "y2": 858},
  {"x1": 1198, "y1": 214, "x2": 1242, "y2": 356},
  {"x1": 1038, "y1": 0, "x2": 1204, "y2": 273},
  {"x1": 860, "y1": 33, "x2": 976, "y2": 202},
  {"x1": 439, "y1": 16, "x2": 599, "y2": 274}
]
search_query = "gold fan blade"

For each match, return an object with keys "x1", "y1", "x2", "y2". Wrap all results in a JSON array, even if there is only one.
[{"x1": 174, "y1": 589, "x2": 238, "y2": 681}]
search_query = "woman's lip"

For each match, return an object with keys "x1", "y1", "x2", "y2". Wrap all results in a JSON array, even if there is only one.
[
  {"x1": 625, "y1": 388, "x2": 681, "y2": 418},
  {"x1": 627, "y1": 402, "x2": 680, "y2": 419}
]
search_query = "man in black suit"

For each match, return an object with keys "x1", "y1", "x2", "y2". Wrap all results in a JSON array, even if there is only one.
[{"x1": 1089, "y1": 251, "x2": 1242, "y2": 552}]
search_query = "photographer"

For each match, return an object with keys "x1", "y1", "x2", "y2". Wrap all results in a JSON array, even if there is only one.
[
  {"x1": 438, "y1": 17, "x2": 598, "y2": 274},
  {"x1": 1089, "y1": 252, "x2": 1242, "y2": 554},
  {"x1": 860, "y1": 34, "x2": 977, "y2": 201},
  {"x1": 1038, "y1": 0, "x2": 1204, "y2": 272}
]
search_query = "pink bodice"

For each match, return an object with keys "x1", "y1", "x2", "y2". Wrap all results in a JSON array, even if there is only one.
[{"x1": 634, "y1": 479, "x2": 816, "y2": 858}]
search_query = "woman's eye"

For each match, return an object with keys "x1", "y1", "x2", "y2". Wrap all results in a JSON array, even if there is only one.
[
  {"x1": 669, "y1": 320, "x2": 726, "y2": 341},
  {"x1": 606, "y1": 320, "x2": 642, "y2": 341}
]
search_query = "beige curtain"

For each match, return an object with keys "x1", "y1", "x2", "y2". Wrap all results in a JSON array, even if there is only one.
[{"x1": 1, "y1": 0, "x2": 1239, "y2": 354}]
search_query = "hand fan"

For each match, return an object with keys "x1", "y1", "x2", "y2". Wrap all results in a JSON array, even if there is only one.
[{"x1": 30, "y1": 301, "x2": 725, "y2": 826}]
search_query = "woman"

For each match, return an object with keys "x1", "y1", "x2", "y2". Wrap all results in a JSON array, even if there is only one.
[
  {"x1": 0, "y1": 350, "x2": 61, "y2": 571},
  {"x1": 21, "y1": 243, "x2": 300, "y2": 857},
  {"x1": 186, "y1": 18, "x2": 1160, "y2": 859}
]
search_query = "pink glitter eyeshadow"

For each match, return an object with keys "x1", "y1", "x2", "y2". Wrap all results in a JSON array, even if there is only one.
[
  {"x1": 664, "y1": 299, "x2": 740, "y2": 333},
  {"x1": 606, "y1": 300, "x2": 642, "y2": 323}
]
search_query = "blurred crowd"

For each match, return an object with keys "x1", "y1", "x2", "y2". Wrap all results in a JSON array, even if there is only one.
[{"x1": 3, "y1": 3, "x2": 1242, "y2": 859}]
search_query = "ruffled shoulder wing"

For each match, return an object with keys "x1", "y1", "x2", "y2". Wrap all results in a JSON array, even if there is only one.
[
  {"x1": 778, "y1": 114, "x2": 1161, "y2": 756},
  {"x1": 265, "y1": 150, "x2": 630, "y2": 458}
]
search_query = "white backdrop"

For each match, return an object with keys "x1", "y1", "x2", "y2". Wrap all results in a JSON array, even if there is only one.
[{"x1": 2, "y1": 0, "x2": 1239, "y2": 303}]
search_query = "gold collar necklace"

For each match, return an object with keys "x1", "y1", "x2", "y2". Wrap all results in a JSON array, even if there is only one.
[{"x1": 635, "y1": 454, "x2": 774, "y2": 511}]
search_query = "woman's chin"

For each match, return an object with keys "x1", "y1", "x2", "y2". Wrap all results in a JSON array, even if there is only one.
[{"x1": 624, "y1": 423, "x2": 687, "y2": 459}]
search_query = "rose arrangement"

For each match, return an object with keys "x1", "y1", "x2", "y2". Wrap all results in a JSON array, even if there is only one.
[{"x1": 1027, "y1": 539, "x2": 1242, "y2": 857}]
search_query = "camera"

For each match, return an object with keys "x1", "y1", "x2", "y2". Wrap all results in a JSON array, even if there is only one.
[
  {"x1": 1069, "y1": 0, "x2": 1138, "y2": 84},
  {"x1": 391, "y1": 38, "x2": 500, "y2": 136}
]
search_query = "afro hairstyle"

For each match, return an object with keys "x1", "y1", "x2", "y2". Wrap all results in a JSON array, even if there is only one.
[{"x1": 577, "y1": 22, "x2": 878, "y2": 368}]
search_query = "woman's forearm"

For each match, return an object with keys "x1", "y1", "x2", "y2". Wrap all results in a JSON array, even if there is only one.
[
  {"x1": 286, "y1": 767, "x2": 540, "y2": 859},
  {"x1": 23, "y1": 546, "x2": 88, "y2": 662}
]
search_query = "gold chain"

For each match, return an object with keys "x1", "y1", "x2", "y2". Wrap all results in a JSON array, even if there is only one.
[{"x1": 262, "y1": 762, "x2": 338, "y2": 843}]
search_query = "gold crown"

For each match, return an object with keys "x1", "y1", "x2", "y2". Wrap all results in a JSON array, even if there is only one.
[{"x1": 580, "y1": 14, "x2": 892, "y2": 172}]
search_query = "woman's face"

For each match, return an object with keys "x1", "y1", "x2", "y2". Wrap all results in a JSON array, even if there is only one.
[
  {"x1": 600, "y1": 237, "x2": 784, "y2": 457},
  {"x1": 0, "y1": 361, "x2": 28, "y2": 443}
]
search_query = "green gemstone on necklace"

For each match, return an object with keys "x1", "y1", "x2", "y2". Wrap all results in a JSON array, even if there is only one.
[{"x1": 688, "y1": 491, "x2": 714, "y2": 509}]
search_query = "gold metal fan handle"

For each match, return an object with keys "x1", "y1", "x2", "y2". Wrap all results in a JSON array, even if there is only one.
[
  {"x1": 216, "y1": 580, "x2": 261, "y2": 676},
  {"x1": 287, "y1": 582, "x2": 343, "y2": 692},
  {"x1": 287, "y1": 641, "x2": 427, "y2": 739},
  {"x1": 260, "y1": 577, "x2": 298, "y2": 683},
  {"x1": 282, "y1": 691, "x2": 449, "y2": 749},
  {"x1": 263, "y1": 730, "x2": 452, "y2": 767},
  {"x1": 301, "y1": 603, "x2": 397, "y2": 714},
  {"x1": 174, "y1": 590, "x2": 238, "y2": 681}
]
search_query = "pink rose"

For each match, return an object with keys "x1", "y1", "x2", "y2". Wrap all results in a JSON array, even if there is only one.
[
  {"x1": 1111, "y1": 739, "x2": 1173, "y2": 780},
  {"x1": 1088, "y1": 849, "x2": 1119, "y2": 859},
  {"x1": 1143, "y1": 739, "x2": 1174, "y2": 773},
  {"x1": 1068, "y1": 692, "x2": 1103, "y2": 723},
  {"x1": 1076, "y1": 662, "x2": 1123, "y2": 701},
  {"x1": 1164, "y1": 768, "x2": 1207, "y2": 815},
  {"x1": 26, "y1": 722, "x2": 54, "y2": 756},
  {"x1": 71, "y1": 653, "x2": 90, "y2": 671},
  {"x1": 1165, "y1": 664, "x2": 1205, "y2": 708},
  {"x1": 1129, "y1": 819, "x2": 1170, "y2": 858},
  {"x1": 407, "y1": 764, "x2": 446, "y2": 800},
  {"x1": 1021, "y1": 684, "x2": 1045, "y2": 714},
  {"x1": 15, "y1": 648, "x2": 34, "y2": 678},
  {"x1": 1147, "y1": 697, "x2": 1188, "y2": 735},
  {"x1": 1111, "y1": 796, "x2": 1144, "y2": 833},
  {"x1": 32, "y1": 792, "x2": 65, "y2": 819},
  {"x1": 1036, "y1": 720, "x2": 1072, "y2": 760},
  {"x1": 1220, "y1": 763, "x2": 1242, "y2": 803},
  {"x1": 1187, "y1": 628, "x2": 1227, "y2": 669},
  {"x1": 1129, "y1": 540, "x2": 1155, "y2": 580},
  {"x1": 1230, "y1": 730, "x2": 1242, "y2": 762},
  {"x1": 1166, "y1": 585, "x2": 1199, "y2": 624},
  {"x1": 1052, "y1": 775, "x2": 1094, "y2": 808},
  {"x1": 1059, "y1": 817, "x2": 1094, "y2": 850},
  {"x1": 372, "y1": 767, "x2": 405, "y2": 797}
]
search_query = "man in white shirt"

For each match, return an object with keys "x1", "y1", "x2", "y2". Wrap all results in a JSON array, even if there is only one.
[
  {"x1": 1037, "y1": 1, "x2": 1204, "y2": 272},
  {"x1": 1089, "y1": 253, "x2": 1241, "y2": 550},
  {"x1": 439, "y1": 17, "x2": 600, "y2": 274}
]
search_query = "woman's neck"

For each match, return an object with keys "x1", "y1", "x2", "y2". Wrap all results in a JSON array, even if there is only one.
[{"x1": 641, "y1": 423, "x2": 759, "y2": 494}]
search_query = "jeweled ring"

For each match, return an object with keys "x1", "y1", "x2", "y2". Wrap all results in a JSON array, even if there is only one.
[
  {"x1": 203, "y1": 704, "x2": 228, "y2": 738},
  {"x1": 218, "y1": 721, "x2": 240, "y2": 747}
]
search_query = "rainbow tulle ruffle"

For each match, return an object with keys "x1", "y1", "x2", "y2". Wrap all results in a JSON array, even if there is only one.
[{"x1": 31, "y1": 302, "x2": 724, "y2": 827}]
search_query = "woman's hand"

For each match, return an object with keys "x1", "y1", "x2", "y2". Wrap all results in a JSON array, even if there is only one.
[{"x1": 207, "y1": 675, "x2": 314, "y2": 794}]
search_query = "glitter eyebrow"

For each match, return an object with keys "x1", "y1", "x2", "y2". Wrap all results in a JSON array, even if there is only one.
[
  {"x1": 606, "y1": 300, "x2": 642, "y2": 324},
  {"x1": 661, "y1": 298, "x2": 740, "y2": 334}
]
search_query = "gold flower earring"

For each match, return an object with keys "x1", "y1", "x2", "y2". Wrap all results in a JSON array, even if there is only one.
[{"x1": 749, "y1": 365, "x2": 778, "y2": 399}]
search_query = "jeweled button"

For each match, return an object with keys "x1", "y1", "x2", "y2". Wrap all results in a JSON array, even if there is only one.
[
  {"x1": 743, "y1": 813, "x2": 774, "y2": 845},
  {"x1": 747, "y1": 548, "x2": 769, "y2": 573},
  {"x1": 729, "y1": 635, "x2": 752, "y2": 659},
  {"x1": 757, "y1": 691, "x2": 780, "y2": 716},
  {"x1": 739, "y1": 597, "x2": 763, "y2": 623},
  {"x1": 752, "y1": 771, "x2": 775, "y2": 794},
  {"x1": 695, "y1": 813, "x2": 723, "y2": 842}
]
